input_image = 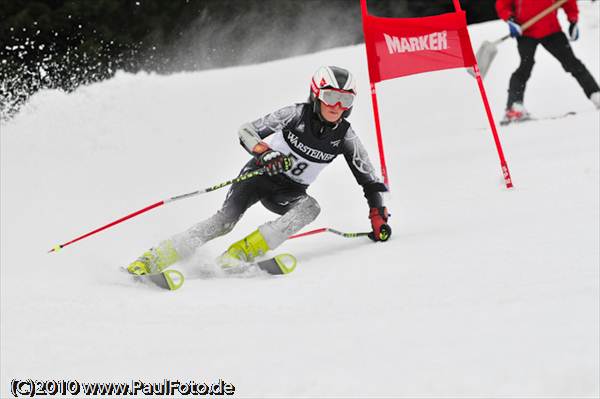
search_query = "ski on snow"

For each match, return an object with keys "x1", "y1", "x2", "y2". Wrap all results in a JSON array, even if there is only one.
[
  {"x1": 127, "y1": 253, "x2": 297, "y2": 291},
  {"x1": 500, "y1": 111, "x2": 576, "y2": 126}
]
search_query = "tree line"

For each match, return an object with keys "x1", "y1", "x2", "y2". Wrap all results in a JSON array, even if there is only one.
[{"x1": 0, "y1": 0, "x2": 496, "y2": 120}]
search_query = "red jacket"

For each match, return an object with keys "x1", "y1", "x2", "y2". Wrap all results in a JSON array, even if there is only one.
[{"x1": 496, "y1": 0, "x2": 578, "y2": 39}]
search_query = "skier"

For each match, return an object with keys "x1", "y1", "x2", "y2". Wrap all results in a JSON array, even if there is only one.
[
  {"x1": 127, "y1": 66, "x2": 391, "y2": 275},
  {"x1": 496, "y1": 0, "x2": 600, "y2": 124}
]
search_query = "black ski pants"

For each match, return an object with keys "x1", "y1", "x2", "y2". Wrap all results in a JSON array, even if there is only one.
[
  {"x1": 507, "y1": 31, "x2": 599, "y2": 108},
  {"x1": 167, "y1": 160, "x2": 319, "y2": 258},
  {"x1": 220, "y1": 159, "x2": 310, "y2": 223}
]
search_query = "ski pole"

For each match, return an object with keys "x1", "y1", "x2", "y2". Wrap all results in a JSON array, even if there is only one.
[
  {"x1": 289, "y1": 224, "x2": 392, "y2": 241},
  {"x1": 288, "y1": 228, "x2": 371, "y2": 239},
  {"x1": 49, "y1": 167, "x2": 266, "y2": 253}
]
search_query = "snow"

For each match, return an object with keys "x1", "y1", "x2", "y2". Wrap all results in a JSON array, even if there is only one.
[{"x1": 1, "y1": 4, "x2": 599, "y2": 397}]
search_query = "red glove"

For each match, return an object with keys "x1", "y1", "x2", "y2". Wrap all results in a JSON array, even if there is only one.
[{"x1": 368, "y1": 207, "x2": 391, "y2": 242}]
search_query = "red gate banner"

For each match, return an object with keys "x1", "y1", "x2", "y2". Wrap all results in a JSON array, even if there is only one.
[
  {"x1": 362, "y1": 10, "x2": 477, "y2": 82},
  {"x1": 360, "y1": 0, "x2": 513, "y2": 189}
]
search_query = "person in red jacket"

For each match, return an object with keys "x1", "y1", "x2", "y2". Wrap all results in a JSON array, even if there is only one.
[{"x1": 496, "y1": 0, "x2": 600, "y2": 123}]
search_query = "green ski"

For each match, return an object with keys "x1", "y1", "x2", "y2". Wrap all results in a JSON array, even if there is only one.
[
  {"x1": 126, "y1": 253, "x2": 295, "y2": 290},
  {"x1": 130, "y1": 269, "x2": 185, "y2": 291},
  {"x1": 255, "y1": 253, "x2": 297, "y2": 275},
  {"x1": 220, "y1": 253, "x2": 297, "y2": 275}
]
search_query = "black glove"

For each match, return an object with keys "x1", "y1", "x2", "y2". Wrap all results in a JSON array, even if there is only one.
[
  {"x1": 257, "y1": 150, "x2": 293, "y2": 176},
  {"x1": 568, "y1": 22, "x2": 579, "y2": 41},
  {"x1": 368, "y1": 207, "x2": 391, "y2": 242}
]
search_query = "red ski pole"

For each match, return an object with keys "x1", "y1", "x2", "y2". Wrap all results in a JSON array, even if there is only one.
[{"x1": 49, "y1": 167, "x2": 266, "y2": 253}]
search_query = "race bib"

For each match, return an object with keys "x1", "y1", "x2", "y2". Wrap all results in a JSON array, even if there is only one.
[{"x1": 267, "y1": 132, "x2": 330, "y2": 185}]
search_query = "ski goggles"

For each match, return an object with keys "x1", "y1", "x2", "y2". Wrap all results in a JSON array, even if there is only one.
[{"x1": 317, "y1": 88, "x2": 355, "y2": 110}]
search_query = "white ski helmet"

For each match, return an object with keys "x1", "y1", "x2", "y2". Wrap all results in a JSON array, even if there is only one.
[{"x1": 309, "y1": 66, "x2": 357, "y2": 118}]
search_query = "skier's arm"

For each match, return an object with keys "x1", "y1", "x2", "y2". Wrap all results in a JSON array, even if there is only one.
[
  {"x1": 562, "y1": 0, "x2": 578, "y2": 23},
  {"x1": 495, "y1": 0, "x2": 514, "y2": 21},
  {"x1": 238, "y1": 105, "x2": 301, "y2": 157},
  {"x1": 341, "y1": 129, "x2": 391, "y2": 241},
  {"x1": 341, "y1": 127, "x2": 387, "y2": 208},
  {"x1": 238, "y1": 123, "x2": 269, "y2": 156}
]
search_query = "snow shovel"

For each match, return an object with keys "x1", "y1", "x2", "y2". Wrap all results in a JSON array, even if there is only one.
[{"x1": 470, "y1": 0, "x2": 568, "y2": 78}]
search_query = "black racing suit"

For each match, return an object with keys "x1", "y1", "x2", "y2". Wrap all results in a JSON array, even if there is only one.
[
  {"x1": 167, "y1": 103, "x2": 387, "y2": 257},
  {"x1": 232, "y1": 102, "x2": 386, "y2": 215}
]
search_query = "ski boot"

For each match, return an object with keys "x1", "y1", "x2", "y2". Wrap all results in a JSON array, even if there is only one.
[
  {"x1": 501, "y1": 102, "x2": 531, "y2": 125},
  {"x1": 127, "y1": 240, "x2": 180, "y2": 275},
  {"x1": 217, "y1": 229, "x2": 270, "y2": 268}
]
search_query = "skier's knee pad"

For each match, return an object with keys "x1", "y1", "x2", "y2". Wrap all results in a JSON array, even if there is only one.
[
  {"x1": 298, "y1": 195, "x2": 321, "y2": 223},
  {"x1": 258, "y1": 196, "x2": 320, "y2": 250}
]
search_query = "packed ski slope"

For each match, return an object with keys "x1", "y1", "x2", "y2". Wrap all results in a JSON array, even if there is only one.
[{"x1": 2, "y1": 4, "x2": 599, "y2": 397}]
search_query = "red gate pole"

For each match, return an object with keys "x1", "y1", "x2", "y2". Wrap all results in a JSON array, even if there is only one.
[
  {"x1": 472, "y1": 64, "x2": 514, "y2": 188},
  {"x1": 453, "y1": 0, "x2": 513, "y2": 189},
  {"x1": 369, "y1": 82, "x2": 390, "y2": 187},
  {"x1": 360, "y1": 0, "x2": 390, "y2": 187}
]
